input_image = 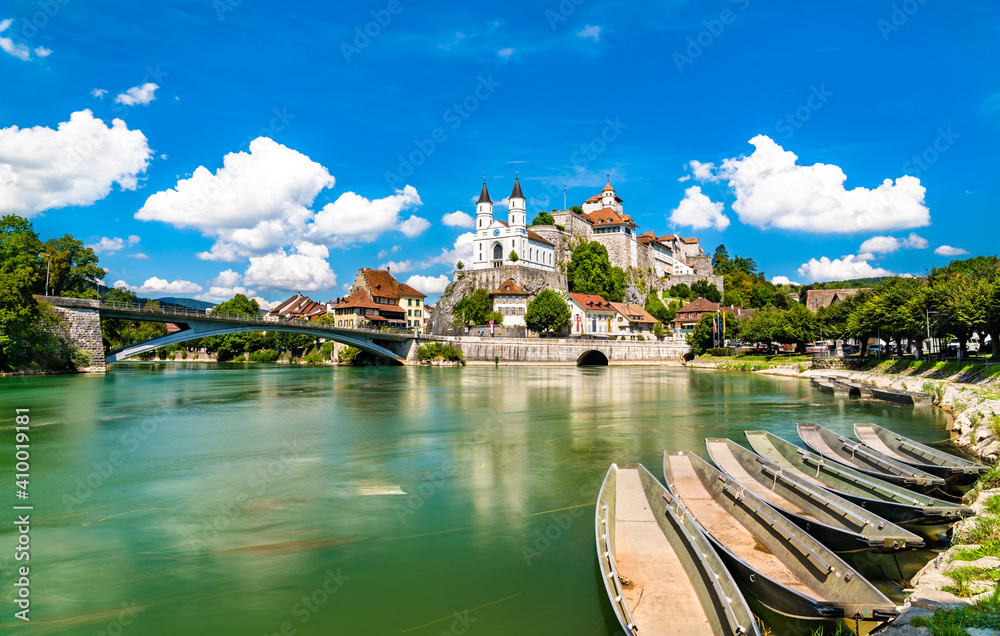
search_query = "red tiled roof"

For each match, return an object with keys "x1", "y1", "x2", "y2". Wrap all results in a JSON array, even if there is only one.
[
  {"x1": 266, "y1": 293, "x2": 327, "y2": 318},
  {"x1": 583, "y1": 208, "x2": 634, "y2": 227},
  {"x1": 584, "y1": 194, "x2": 602, "y2": 204},
  {"x1": 491, "y1": 278, "x2": 528, "y2": 295},
  {"x1": 609, "y1": 302, "x2": 656, "y2": 324},
  {"x1": 527, "y1": 229, "x2": 554, "y2": 246},
  {"x1": 658, "y1": 234, "x2": 677, "y2": 242},
  {"x1": 567, "y1": 293, "x2": 615, "y2": 310},
  {"x1": 397, "y1": 283, "x2": 426, "y2": 298},
  {"x1": 805, "y1": 288, "x2": 861, "y2": 312},
  {"x1": 332, "y1": 288, "x2": 382, "y2": 310},
  {"x1": 677, "y1": 297, "x2": 721, "y2": 314},
  {"x1": 358, "y1": 268, "x2": 426, "y2": 300},
  {"x1": 681, "y1": 237, "x2": 699, "y2": 244}
]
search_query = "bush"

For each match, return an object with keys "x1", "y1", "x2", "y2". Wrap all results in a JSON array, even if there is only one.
[
  {"x1": 338, "y1": 346, "x2": 361, "y2": 363},
  {"x1": 303, "y1": 352, "x2": 324, "y2": 364},
  {"x1": 637, "y1": 335, "x2": 645, "y2": 341},
  {"x1": 179, "y1": 350, "x2": 188, "y2": 359},
  {"x1": 418, "y1": 342, "x2": 465, "y2": 364},
  {"x1": 707, "y1": 348, "x2": 733, "y2": 357},
  {"x1": 248, "y1": 350, "x2": 280, "y2": 363},
  {"x1": 69, "y1": 345, "x2": 93, "y2": 370}
]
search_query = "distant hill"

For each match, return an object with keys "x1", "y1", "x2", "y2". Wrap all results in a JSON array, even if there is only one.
[{"x1": 156, "y1": 297, "x2": 217, "y2": 311}]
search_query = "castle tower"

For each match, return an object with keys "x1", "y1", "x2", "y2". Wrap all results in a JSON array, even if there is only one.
[
  {"x1": 508, "y1": 173, "x2": 526, "y2": 229},
  {"x1": 476, "y1": 179, "x2": 493, "y2": 230},
  {"x1": 601, "y1": 179, "x2": 616, "y2": 208}
]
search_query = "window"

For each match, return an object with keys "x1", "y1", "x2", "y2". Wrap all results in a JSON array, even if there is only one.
[{"x1": 408, "y1": 299, "x2": 412, "y2": 306}]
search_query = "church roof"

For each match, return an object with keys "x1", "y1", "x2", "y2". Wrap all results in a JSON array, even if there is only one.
[
  {"x1": 510, "y1": 176, "x2": 524, "y2": 199},
  {"x1": 491, "y1": 278, "x2": 528, "y2": 295},
  {"x1": 478, "y1": 181, "x2": 492, "y2": 204},
  {"x1": 527, "y1": 229, "x2": 554, "y2": 246},
  {"x1": 603, "y1": 181, "x2": 615, "y2": 192}
]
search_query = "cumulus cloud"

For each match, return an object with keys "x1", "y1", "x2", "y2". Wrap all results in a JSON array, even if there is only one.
[
  {"x1": 88, "y1": 237, "x2": 126, "y2": 254},
  {"x1": 0, "y1": 110, "x2": 152, "y2": 217},
  {"x1": 419, "y1": 232, "x2": 474, "y2": 269},
  {"x1": 441, "y1": 210, "x2": 475, "y2": 228},
  {"x1": 771, "y1": 276, "x2": 799, "y2": 285},
  {"x1": 34, "y1": 46, "x2": 50, "y2": 58},
  {"x1": 669, "y1": 186, "x2": 729, "y2": 231},
  {"x1": 115, "y1": 83, "x2": 159, "y2": 106},
  {"x1": 405, "y1": 274, "x2": 451, "y2": 295},
  {"x1": 115, "y1": 277, "x2": 203, "y2": 295},
  {"x1": 194, "y1": 269, "x2": 260, "y2": 303},
  {"x1": 399, "y1": 215, "x2": 431, "y2": 237},
  {"x1": 858, "y1": 232, "x2": 928, "y2": 254},
  {"x1": 935, "y1": 245, "x2": 969, "y2": 257},
  {"x1": 382, "y1": 260, "x2": 413, "y2": 274},
  {"x1": 796, "y1": 254, "x2": 892, "y2": 283},
  {"x1": 0, "y1": 20, "x2": 31, "y2": 61},
  {"x1": 377, "y1": 245, "x2": 401, "y2": 259},
  {"x1": 242, "y1": 242, "x2": 336, "y2": 292},
  {"x1": 92, "y1": 88, "x2": 108, "y2": 99},
  {"x1": 126, "y1": 252, "x2": 148, "y2": 259},
  {"x1": 686, "y1": 135, "x2": 930, "y2": 233},
  {"x1": 577, "y1": 25, "x2": 601, "y2": 41},
  {"x1": 497, "y1": 48, "x2": 515, "y2": 59}
]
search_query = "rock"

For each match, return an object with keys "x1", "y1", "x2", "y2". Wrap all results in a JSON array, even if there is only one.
[
  {"x1": 967, "y1": 629, "x2": 1000, "y2": 636},
  {"x1": 907, "y1": 589, "x2": 972, "y2": 610},
  {"x1": 945, "y1": 556, "x2": 1000, "y2": 572}
]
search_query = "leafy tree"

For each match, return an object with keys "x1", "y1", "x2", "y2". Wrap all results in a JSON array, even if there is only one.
[
  {"x1": 42, "y1": 234, "x2": 104, "y2": 298},
  {"x1": 211, "y1": 293, "x2": 259, "y2": 318},
  {"x1": 568, "y1": 205, "x2": 583, "y2": 214},
  {"x1": 741, "y1": 306, "x2": 784, "y2": 350},
  {"x1": 687, "y1": 314, "x2": 716, "y2": 355},
  {"x1": 525, "y1": 289, "x2": 571, "y2": 335},
  {"x1": 748, "y1": 284, "x2": 775, "y2": 308},
  {"x1": 668, "y1": 283, "x2": 691, "y2": 301},
  {"x1": 691, "y1": 279, "x2": 722, "y2": 303},
  {"x1": 567, "y1": 241, "x2": 625, "y2": 302},
  {"x1": 456, "y1": 261, "x2": 465, "y2": 270},
  {"x1": 644, "y1": 293, "x2": 674, "y2": 324},
  {"x1": 531, "y1": 211, "x2": 555, "y2": 226},
  {"x1": 985, "y1": 279, "x2": 1000, "y2": 360},
  {"x1": 778, "y1": 302, "x2": 818, "y2": 352},
  {"x1": 453, "y1": 288, "x2": 493, "y2": 325},
  {"x1": 732, "y1": 256, "x2": 757, "y2": 276},
  {"x1": 487, "y1": 311, "x2": 504, "y2": 324},
  {"x1": 721, "y1": 289, "x2": 743, "y2": 307},
  {"x1": 652, "y1": 322, "x2": 666, "y2": 341},
  {"x1": 712, "y1": 244, "x2": 732, "y2": 275},
  {"x1": 772, "y1": 291, "x2": 789, "y2": 310},
  {"x1": 509, "y1": 250, "x2": 519, "y2": 262}
]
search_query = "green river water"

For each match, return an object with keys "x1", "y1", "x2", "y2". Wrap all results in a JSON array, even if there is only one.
[{"x1": 0, "y1": 364, "x2": 961, "y2": 635}]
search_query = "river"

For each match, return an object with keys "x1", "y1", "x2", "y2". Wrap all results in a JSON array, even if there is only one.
[{"x1": 0, "y1": 364, "x2": 958, "y2": 635}]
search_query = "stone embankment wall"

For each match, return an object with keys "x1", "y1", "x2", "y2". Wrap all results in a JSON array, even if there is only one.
[
  {"x1": 37, "y1": 295, "x2": 106, "y2": 373},
  {"x1": 448, "y1": 336, "x2": 690, "y2": 364}
]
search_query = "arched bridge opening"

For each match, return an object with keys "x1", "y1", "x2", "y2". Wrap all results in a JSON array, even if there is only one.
[{"x1": 576, "y1": 350, "x2": 609, "y2": 366}]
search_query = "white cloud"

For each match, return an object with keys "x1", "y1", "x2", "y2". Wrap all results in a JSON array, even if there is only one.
[
  {"x1": 377, "y1": 245, "x2": 401, "y2": 259},
  {"x1": 497, "y1": 48, "x2": 515, "y2": 59},
  {"x1": 441, "y1": 210, "x2": 474, "y2": 228},
  {"x1": 405, "y1": 274, "x2": 451, "y2": 295},
  {"x1": 115, "y1": 277, "x2": 203, "y2": 295},
  {"x1": 669, "y1": 186, "x2": 729, "y2": 231},
  {"x1": 688, "y1": 160, "x2": 719, "y2": 182},
  {"x1": 194, "y1": 269, "x2": 260, "y2": 303},
  {"x1": 126, "y1": 252, "x2": 148, "y2": 259},
  {"x1": 34, "y1": 46, "x2": 50, "y2": 58},
  {"x1": 858, "y1": 232, "x2": 928, "y2": 254},
  {"x1": 115, "y1": 83, "x2": 159, "y2": 106},
  {"x1": 382, "y1": 260, "x2": 413, "y2": 274},
  {"x1": 934, "y1": 245, "x2": 969, "y2": 257},
  {"x1": 127, "y1": 234, "x2": 141, "y2": 246},
  {"x1": 770, "y1": 276, "x2": 800, "y2": 286},
  {"x1": 399, "y1": 215, "x2": 431, "y2": 237},
  {"x1": 855, "y1": 252, "x2": 876, "y2": 262},
  {"x1": 577, "y1": 25, "x2": 601, "y2": 42},
  {"x1": 419, "y1": 232, "x2": 474, "y2": 269},
  {"x1": 92, "y1": 88, "x2": 108, "y2": 99},
  {"x1": 0, "y1": 109, "x2": 152, "y2": 217},
  {"x1": 689, "y1": 135, "x2": 930, "y2": 234},
  {"x1": 88, "y1": 236, "x2": 126, "y2": 254},
  {"x1": 796, "y1": 254, "x2": 892, "y2": 283},
  {"x1": 0, "y1": 19, "x2": 31, "y2": 61},
  {"x1": 242, "y1": 242, "x2": 336, "y2": 292}
]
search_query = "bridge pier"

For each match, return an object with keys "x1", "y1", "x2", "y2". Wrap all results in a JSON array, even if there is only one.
[{"x1": 35, "y1": 296, "x2": 106, "y2": 373}]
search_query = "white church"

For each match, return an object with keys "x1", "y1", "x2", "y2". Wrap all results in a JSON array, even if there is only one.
[{"x1": 471, "y1": 175, "x2": 556, "y2": 272}]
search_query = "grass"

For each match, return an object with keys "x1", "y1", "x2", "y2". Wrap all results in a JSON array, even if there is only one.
[
  {"x1": 943, "y1": 566, "x2": 1000, "y2": 598},
  {"x1": 911, "y1": 586, "x2": 1000, "y2": 636},
  {"x1": 990, "y1": 415, "x2": 1000, "y2": 439}
]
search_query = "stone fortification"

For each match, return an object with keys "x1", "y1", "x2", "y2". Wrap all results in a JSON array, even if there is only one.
[{"x1": 36, "y1": 296, "x2": 106, "y2": 372}]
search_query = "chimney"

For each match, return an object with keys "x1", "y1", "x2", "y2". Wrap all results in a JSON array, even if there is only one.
[{"x1": 386, "y1": 265, "x2": 390, "y2": 274}]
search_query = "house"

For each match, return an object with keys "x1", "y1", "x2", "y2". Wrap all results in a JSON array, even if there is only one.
[
  {"x1": 491, "y1": 278, "x2": 529, "y2": 327},
  {"x1": 673, "y1": 297, "x2": 722, "y2": 333},
  {"x1": 608, "y1": 302, "x2": 657, "y2": 336},
  {"x1": 329, "y1": 288, "x2": 406, "y2": 328},
  {"x1": 349, "y1": 267, "x2": 427, "y2": 329},
  {"x1": 565, "y1": 293, "x2": 617, "y2": 336},
  {"x1": 805, "y1": 288, "x2": 861, "y2": 313},
  {"x1": 264, "y1": 293, "x2": 327, "y2": 322}
]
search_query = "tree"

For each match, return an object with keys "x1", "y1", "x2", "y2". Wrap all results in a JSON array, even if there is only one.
[
  {"x1": 687, "y1": 314, "x2": 716, "y2": 354},
  {"x1": 772, "y1": 292, "x2": 789, "y2": 310},
  {"x1": 509, "y1": 250, "x2": 519, "y2": 262},
  {"x1": 778, "y1": 303, "x2": 818, "y2": 352},
  {"x1": 652, "y1": 323, "x2": 666, "y2": 341},
  {"x1": 531, "y1": 211, "x2": 555, "y2": 226},
  {"x1": 456, "y1": 261, "x2": 465, "y2": 270},
  {"x1": 741, "y1": 306, "x2": 785, "y2": 350},
  {"x1": 211, "y1": 293, "x2": 260, "y2": 318},
  {"x1": 712, "y1": 244, "x2": 732, "y2": 276},
  {"x1": 644, "y1": 293, "x2": 674, "y2": 324},
  {"x1": 453, "y1": 288, "x2": 493, "y2": 325},
  {"x1": 569, "y1": 205, "x2": 583, "y2": 214},
  {"x1": 668, "y1": 283, "x2": 691, "y2": 301},
  {"x1": 567, "y1": 241, "x2": 624, "y2": 302},
  {"x1": 721, "y1": 289, "x2": 743, "y2": 307},
  {"x1": 986, "y1": 279, "x2": 1000, "y2": 360},
  {"x1": 691, "y1": 279, "x2": 722, "y2": 303},
  {"x1": 748, "y1": 284, "x2": 775, "y2": 308},
  {"x1": 42, "y1": 234, "x2": 104, "y2": 298},
  {"x1": 0, "y1": 217, "x2": 49, "y2": 369},
  {"x1": 525, "y1": 289, "x2": 571, "y2": 335}
]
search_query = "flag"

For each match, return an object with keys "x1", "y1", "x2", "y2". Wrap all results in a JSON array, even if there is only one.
[{"x1": 713, "y1": 313, "x2": 718, "y2": 334}]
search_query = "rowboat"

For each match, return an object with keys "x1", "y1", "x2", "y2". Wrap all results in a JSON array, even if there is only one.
[
  {"x1": 595, "y1": 463, "x2": 760, "y2": 636},
  {"x1": 662, "y1": 451, "x2": 898, "y2": 625},
  {"x1": 797, "y1": 423, "x2": 946, "y2": 490},
  {"x1": 745, "y1": 430, "x2": 973, "y2": 524},
  {"x1": 870, "y1": 387, "x2": 933, "y2": 406},
  {"x1": 836, "y1": 380, "x2": 872, "y2": 397},
  {"x1": 815, "y1": 381, "x2": 851, "y2": 396},
  {"x1": 854, "y1": 423, "x2": 989, "y2": 486},
  {"x1": 705, "y1": 438, "x2": 923, "y2": 552}
]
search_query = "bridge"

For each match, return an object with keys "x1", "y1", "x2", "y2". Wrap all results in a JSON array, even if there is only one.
[
  {"x1": 37, "y1": 295, "x2": 427, "y2": 371},
  {"x1": 446, "y1": 336, "x2": 690, "y2": 366}
]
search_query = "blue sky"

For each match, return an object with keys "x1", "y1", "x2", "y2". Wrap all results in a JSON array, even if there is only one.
[{"x1": 2, "y1": 0, "x2": 998, "y2": 305}]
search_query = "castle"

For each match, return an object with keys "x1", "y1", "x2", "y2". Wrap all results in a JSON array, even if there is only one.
[{"x1": 469, "y1": 176, "x2": 717, "y2": 283}]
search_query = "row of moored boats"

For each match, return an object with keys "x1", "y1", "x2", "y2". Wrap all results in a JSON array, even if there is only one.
[{"x1": 596, "y1": 423, "x2": 987, "y2": 635}]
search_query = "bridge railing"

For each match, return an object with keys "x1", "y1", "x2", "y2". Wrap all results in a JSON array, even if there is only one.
[{"x1": 98, "y1": 301, "x2": 431, "y2": 339}]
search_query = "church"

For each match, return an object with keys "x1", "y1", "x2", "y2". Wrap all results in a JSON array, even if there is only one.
[{"x1": 470, "y1": 175, "x2": 556, "y2": 272}]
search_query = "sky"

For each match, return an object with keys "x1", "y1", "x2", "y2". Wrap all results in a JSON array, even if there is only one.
[{"x1": 2, "y1": 0, "x2": 998, "y2": 307}]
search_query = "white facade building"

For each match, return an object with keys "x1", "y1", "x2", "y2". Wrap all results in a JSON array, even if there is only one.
[{"x1": 471, "y1": 176, "x2": 556, "y2": 272}]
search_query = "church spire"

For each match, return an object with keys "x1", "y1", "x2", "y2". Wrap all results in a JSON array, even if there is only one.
[
  {"x1": 510, "y1": 171, "x2": 524, "y2": 200},
  {"x1": 478, "y1": 178, "x2": 492, "y2": 204}
]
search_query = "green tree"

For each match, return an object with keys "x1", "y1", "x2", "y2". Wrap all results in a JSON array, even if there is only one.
[
  {"x1": 741, "y1": 306, "x2": 784, "y2": 350},
  {"x1": 644, "y1": 293, "x2": 674, "y2": 324},
  {"x1": 712, "y1": 244, "x2": 732, "y2": 276},
  {"x1": 456, "y1": 261, "x2": 465, "y2": 270},
  {"x1": 211, "y1": 294, "x2": 260, "y2": 318},
  {"x1": 509, "y1": 250, "x2": 519, "y2": 262},
  {"x1": 531, "y1": 211, "x2": 555, "y2": 226},
  {"x1": 721, "y1": 289, "x2": 743, "y2": 307},
  {"x1": 569, "y1": 205, "x2": 583, "y2": 214},
  {"x1": 687, "y1": 313, "x2": 716, "y2": 355},
  {"x1": 652, "y1": 322, "x2": 666, "y2": 341},
  {"x1": 985, "y1": 279, "x2": 1000, "y2": 360},
  {"x1": 0, "y1": 216, "x2": 47, "y2": 369},
  {"x1": 691, "y1": 279, "x2": 722, "y2": 303},
  {"x1": 777, "y1": 303, "x2": 818, "y2": 352},
  {"x1": 42, "y1": 234, "x2": 104, "y2": 298},
  {"x1": 453, "y1": 288, "x2": 493, "y2": 325},
  {"x1": 567, "y1": 241, "x2": 624, "y2": 302},
  {"x1": 525, "y1": 289, "x2": 571, "y2": 335},
  {"x1": 748, "y1": 284, "x2": 775, "y2": 308},
  {"x1": 669, "y1": 283, "x2": 691, "y2": 301}
]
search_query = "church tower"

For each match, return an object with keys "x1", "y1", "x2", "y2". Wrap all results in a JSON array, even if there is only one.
[
  {"x1": 476, "y1": 179, "x2": 493, "y2": 230},
  {"x1": 508, "y1": 173, "x2": 526, "y2": 229}
]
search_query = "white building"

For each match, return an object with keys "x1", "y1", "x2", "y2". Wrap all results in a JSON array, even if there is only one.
[{"x1": 471, "y1": 176, "x2": 555, "y2": 272}]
